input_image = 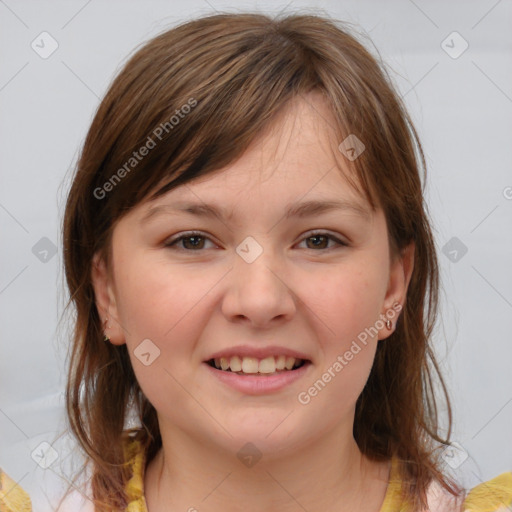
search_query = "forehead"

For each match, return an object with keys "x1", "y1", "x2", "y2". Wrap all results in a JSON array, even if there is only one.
[{"x1": 140, "y1": 92, "x2": 372, "y2": 217}]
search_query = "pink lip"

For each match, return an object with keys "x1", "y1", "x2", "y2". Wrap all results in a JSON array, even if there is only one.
[
  {"x1": 203, "y1": 361, "x2": 312, "y2": 395},
  {"x1": 206, "y1": 345, "x2": 312, "y2": 362}
]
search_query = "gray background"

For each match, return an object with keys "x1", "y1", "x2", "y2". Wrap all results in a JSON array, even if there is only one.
[{"x1": 1, "y1": 0, "x2": 511, "y2": 510}]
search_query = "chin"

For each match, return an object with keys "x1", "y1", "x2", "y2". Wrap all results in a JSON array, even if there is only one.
[{"x1": 225, "y1": 422, "x2": 305, "y2": 457}]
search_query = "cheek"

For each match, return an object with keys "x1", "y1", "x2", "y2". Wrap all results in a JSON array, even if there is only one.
[
  {"x1": 315, "y1": 262, "x2": 385, "y2": 347},
  {"x1": 113, "y1": 256, "x2": 215, "y2": 410},
  {"x1": 114, "y1": 254, "x2": 216, "y2": 341},
  {"x1": 301, "y1": 260, "x2": 386, "y2": 406}
]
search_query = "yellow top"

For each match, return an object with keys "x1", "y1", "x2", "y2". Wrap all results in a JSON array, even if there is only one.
[
  {"x1": 119, "y1": 436, "x2": 512, "y2": 512},
  {"x1": 0, "y1": 468, "x2": 32, "y2": 512},
  {"x1": 1, "y1": 435, "x2": 509, "y2": 511}
]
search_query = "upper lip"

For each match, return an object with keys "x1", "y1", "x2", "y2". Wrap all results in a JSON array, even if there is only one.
[{"x1": 206, "y1": 345, "x2": 312, "y2": 362}]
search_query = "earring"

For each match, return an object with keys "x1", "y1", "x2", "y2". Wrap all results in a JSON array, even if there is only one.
[
  {"x1": 103, "y1": 317, "x2": 111, "y2": 342},
  {"x1": 385, "y1": 319, "x2": 393, "y2": 330}
]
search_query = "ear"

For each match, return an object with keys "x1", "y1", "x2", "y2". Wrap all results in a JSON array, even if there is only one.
[
  {"x1": 378, "y1": 242, "x2": 415, "y2": 340},
  {"x1": 91, "y1": 252, "x2": 126, "y2": 345}
]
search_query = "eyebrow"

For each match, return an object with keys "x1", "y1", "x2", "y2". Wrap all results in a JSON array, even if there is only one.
[{"x1": 140, "y1": 198, "x2": 372, "y2": 225}]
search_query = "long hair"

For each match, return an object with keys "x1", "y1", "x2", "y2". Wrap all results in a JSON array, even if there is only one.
[{"x1": 60, "y1": 11, "x2": 461, "y2": 511}]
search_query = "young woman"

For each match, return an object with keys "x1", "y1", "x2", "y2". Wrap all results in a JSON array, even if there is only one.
[{"x1": 56, "y1": 11, "x2": 512, "y2": 512}]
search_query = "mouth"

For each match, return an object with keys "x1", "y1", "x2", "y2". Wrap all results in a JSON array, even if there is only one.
[{"x1": 205, "y1": 355, "x2": 309, "y2": 376}]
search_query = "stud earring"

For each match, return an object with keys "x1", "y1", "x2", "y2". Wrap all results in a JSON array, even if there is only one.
[{"x1": 385, "y1": 319, "x2": 393, "y2": 330}]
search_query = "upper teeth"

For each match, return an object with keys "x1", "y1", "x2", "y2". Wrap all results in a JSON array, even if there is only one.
[{"x1": 212, "y1": 355, "x2": 303, "y2": 373}]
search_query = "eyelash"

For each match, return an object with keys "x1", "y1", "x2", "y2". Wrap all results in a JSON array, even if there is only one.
[{"x1": 164, "y1": 230, "x2": 348, "y2": 253}]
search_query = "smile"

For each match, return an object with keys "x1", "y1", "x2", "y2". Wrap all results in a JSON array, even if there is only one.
[
  {"x1": 204, "y1": 357, "x2": 312, "y2": 395},
  {"x1": 207, "y1": 355, "x2": 307, "y2": 375}
]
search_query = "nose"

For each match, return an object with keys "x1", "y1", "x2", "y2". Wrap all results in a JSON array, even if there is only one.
[{"x1": 221, "y1": 244, "x2": 297, "y2": 328}]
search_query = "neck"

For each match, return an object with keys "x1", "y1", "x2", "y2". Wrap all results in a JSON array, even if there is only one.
[{"x1": 144, "y1": 418, "x2": 390, "y2": 512}]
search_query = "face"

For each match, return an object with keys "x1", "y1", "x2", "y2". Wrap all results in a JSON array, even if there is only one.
[{"x1": 92, "y1": 91, "x2": 413, "y2": 458}]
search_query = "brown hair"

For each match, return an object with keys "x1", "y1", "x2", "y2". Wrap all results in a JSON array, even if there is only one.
[{"x1": 60, "y1": 11, "x2": 462, "y2": 511}]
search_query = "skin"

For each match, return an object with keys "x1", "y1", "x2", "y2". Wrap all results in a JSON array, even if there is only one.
[{"x1": 92, "y1": 91, "x2": 414, "y2": 512}]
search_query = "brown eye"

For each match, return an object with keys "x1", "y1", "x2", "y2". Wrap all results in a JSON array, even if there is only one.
[
  {"x1": 299, "y1": 232, "x2": 347, "y2": 251},
  {"x1": 164, "y1": 230, "x2": 347, "y2": 253},
  {"x1": 164, "y1": 232, "x2": 215, "y2": 251},
  {"x1": 181, "y1": 235, "x2": 206, "y2": 250},
  {"x1": 306, "y1": 235, "x2": 329, "y2": 249}
]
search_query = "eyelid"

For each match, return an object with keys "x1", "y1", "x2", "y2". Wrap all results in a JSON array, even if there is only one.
[{"x1": 164, "y1": 230, "x2": 217, "y2": 249}]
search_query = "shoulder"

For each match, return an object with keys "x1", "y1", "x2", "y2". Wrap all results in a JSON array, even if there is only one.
[
  {"x1": 462, "y1": 471, "x2": 512, "y2": 512},
  {"x1": 0, "y1": 468, "x2": 32, "y2": 512},
  {"x1": 47, "y1": 431, "x2": 148, "y2": 512},
  {"x1": 425, "y1": 471, "x2": 512, "y2": 512},
  {"x1": 51, "y1": 488, "x2": 96, "y2": 512}
]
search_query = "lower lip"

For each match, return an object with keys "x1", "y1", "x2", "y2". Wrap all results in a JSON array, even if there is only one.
[{"x1": 203, "y1": 362, "x2": 312, "y2": 395}]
